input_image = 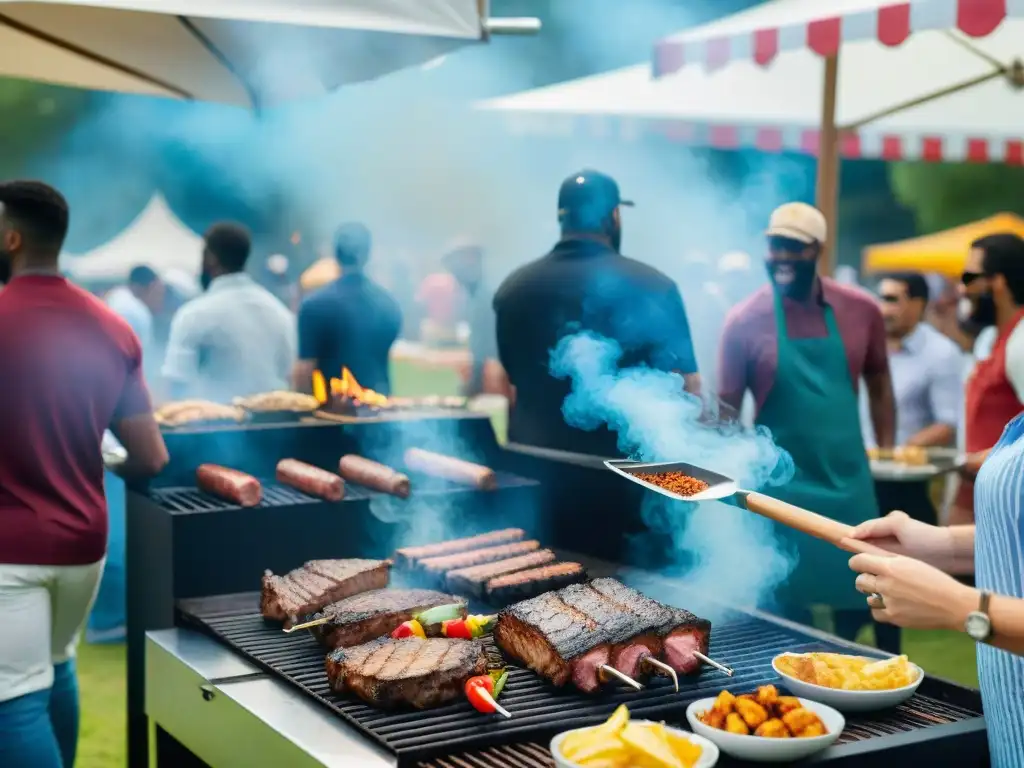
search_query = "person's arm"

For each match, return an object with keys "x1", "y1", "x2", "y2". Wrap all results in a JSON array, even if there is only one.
[
  {"x1": 653, "y1": 284, "x2": 702, "y2": 395},
  {"x1": 110, "y1": 335, "x2": 169, "y2": 477},
  {"x1": 907, "y1": 342, "x2": 962, "y2": 447},
  {"x1": 850, "y1": 551, "x2": 1024, "y2": 656},
  {"x1": 863, "y1": 303, "x2": 896, "y2": 448},
  {"x1": 844, "y1": 510, "x2": 975, "y2": 573},
  {"x1": 292, "y1": 300, "x2": 322, "y2": 394},
  {"x1": 161, "y1": 307, "x2": 201, "y2": 401},
  {"x1": 716, "y1": 309, "x2": 747, "y2": 417}
]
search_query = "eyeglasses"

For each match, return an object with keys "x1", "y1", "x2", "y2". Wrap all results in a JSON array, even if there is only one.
[{"x1": 961, "y1": 271, "x2": 987, "y2": 286}]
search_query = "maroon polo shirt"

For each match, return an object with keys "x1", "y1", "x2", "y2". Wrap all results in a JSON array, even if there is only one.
[
  {"x1": 718, "y1": 278, "x2": 888, "y2": 416},
  {"x1": 0, "y1": 275, "x2": 152, "y2": 566}
]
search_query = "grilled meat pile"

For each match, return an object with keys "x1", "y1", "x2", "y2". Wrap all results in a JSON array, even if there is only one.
[
  {"x1": 310, "y1": 589, "x2": 466, "y2": 649},
  {"x1": 494, "y1": 578, "x2": 711, "y2": 693},
  {"x1": 395, "y1": 529, "x2": 586, "y2": 603},
  {"x1": 261, "y1": 559, "x2": 391, "y2": 626},
  {"x1": 325, "y1": 637, "x2": 488, "y2": 709}
]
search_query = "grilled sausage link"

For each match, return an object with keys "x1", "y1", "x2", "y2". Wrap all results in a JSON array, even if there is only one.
[
  {"x1": 338, "y1": 455, "x2": 410, "y2": 498},
  {"x1": 403, "y1": 448, "x2": 497, "y2": 490},
  {"x1": 276, "y1": 459, "x2": 344, "y2": 501},
  {"x1": 196, "y1": 464, "x2": 262, "y2": 507}
]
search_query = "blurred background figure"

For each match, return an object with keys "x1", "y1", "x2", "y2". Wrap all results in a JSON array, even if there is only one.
[
  {"x1": 953, "y1": 234, "x2": 1024, "y2": 526},
  {"x1": 264, "y1": 253, "x2": 299, "y2": 312},
  {"x1": 162, "y1": 222, "x2": 296, "y2": 401},
  {"x1": 416, "y1": 269, "x2": 465, "y2": 347},
  {"x1": 105, "y1": 265, "x2": 157, "y2": 355},
  {"x1": 441, "y1": 239, "x2": 500, "y2": 396},
  {"x1": 294, "y1": 222, "x2": 402, "y2": 395}
]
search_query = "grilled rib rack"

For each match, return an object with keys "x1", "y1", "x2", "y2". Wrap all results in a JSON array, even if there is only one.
[{"x1": 177, "y1": 594, "x2": 985, "y2": 766}]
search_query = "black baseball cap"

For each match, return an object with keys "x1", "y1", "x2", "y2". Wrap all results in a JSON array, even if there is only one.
[{"x1": 557, "y1": 170, "x2": 633, "y2": 224}]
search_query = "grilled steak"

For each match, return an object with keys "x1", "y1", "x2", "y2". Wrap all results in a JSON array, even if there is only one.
[
  {"x1": 493, "y1": 579, "x2": 711, "y2": 693},
  {"x1": 446, "y1": 549, "x2": 556, "y2": 595},
  {"x1": 261, "y1": 559, "x2": 391, "y2": 626},
  {"x1": 419, "y1": 540, "x2": 541, "y2": 575},
  {"x1": 325, "y1": 637, "x2": 487, "y2": 710},
  {"x1": 310, "y1": 589, "x2": 466, "y2": 649}
]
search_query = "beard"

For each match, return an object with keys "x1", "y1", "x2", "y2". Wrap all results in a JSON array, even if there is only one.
[
  {"x1": 200, "y1": 269, "x2": 213, "y2": 292},
  {"x1": 609, "y1": 225, "x2": 622, "y2": 253},
  {"x1": 768, "y1": 259, "x2": 817, "y2": 301}
]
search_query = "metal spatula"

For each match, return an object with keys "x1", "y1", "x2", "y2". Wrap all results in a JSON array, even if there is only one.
[{"x1": 605, "y1": 459, "x2": 891, "y2": 556}]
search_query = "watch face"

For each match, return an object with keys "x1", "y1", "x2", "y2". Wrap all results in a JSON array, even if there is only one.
[{"x1": 966, "y1": 611, "x2": 991, "y2": 640}]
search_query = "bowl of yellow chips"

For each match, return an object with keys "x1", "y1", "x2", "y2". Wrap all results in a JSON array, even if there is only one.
[
  {"x1": 551, "y1": 704, "x2": 719, "y2": 768},
  {"x1": 773, "y1": 652, "x2": 923, "y2": 712}
]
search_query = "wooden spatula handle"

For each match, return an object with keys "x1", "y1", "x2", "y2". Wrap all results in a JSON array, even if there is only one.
[{"x1": 743, "y1": 491, "x2": 892, "y2": 557}]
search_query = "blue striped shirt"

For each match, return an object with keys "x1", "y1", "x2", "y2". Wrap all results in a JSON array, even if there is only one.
[{"x1": 975, "y1": 413, "x2": 1024, "y2": 767}]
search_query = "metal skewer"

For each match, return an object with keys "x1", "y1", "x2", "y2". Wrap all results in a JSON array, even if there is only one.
[
  {"x1": 284, "y1": 616, "x2": 330, "y2": 633},
  {"x1": 694, "y1": 651, "x2": 733, "y2": 677},
  {"x1": 599, "y1": 664, "x2": 644, "y2": 690},
  {"x1": 641, "y1": 657, "x2": 679, "y2": 692}
]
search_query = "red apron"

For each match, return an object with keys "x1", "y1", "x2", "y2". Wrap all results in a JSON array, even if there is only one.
[{"x1": 957, "y1": 309, "x2": 1024, "y2": 510}]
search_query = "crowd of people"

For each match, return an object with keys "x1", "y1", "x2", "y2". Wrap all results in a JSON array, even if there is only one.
[{"x1": 2, "y1": 171, "x2": 1024, "y2": 765}]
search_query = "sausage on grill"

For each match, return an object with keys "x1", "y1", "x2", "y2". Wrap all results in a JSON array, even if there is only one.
[
  {"x1": 196, "y1": 464, "x2": 262, "y2": 507},
  {"x1": 403, "y1": 448, "x2": 497, "y2": 490},
  {"x1": 276, "y1": 459, "x2": 344, "y2": 501},
  {"x1": 338, "y1": 455, "x2": 411, "y2": 498}
]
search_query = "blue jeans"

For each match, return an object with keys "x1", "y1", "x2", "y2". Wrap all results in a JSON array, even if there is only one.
[
  {"x1": 88, "y1": 471, "x2": 125, "y2": 640},
  {"x1": 0, "y1": 659, "x2": 80, "y2": 767}
]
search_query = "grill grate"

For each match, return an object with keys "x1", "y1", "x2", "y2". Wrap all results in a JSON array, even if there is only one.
[
  {"x1": 178, "y1": 596, "x2": 981, "y2": 765},
  {"x1": 150, "y1": 472, "x2": 536, "y2": 514}
]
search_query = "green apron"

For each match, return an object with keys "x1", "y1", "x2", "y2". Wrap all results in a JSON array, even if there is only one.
[{"x1": 754, "y1": 291, "x2": 879, "y2": 610}]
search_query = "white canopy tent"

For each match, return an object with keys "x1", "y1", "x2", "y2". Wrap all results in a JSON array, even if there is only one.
[
  {"x1": 61, "y1": 192, "x2": 203, "y2": 279},
  {"x1": 478, "y1": 16, "x2": 1024, "y2": 164},
  {"x1": 0, "y1": 0, "x2": 540, "y2": 108}
]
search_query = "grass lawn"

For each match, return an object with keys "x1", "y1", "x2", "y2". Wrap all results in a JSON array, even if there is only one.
[{"x1": 72, "y1": 360, "x2": 980, "y2": 766}]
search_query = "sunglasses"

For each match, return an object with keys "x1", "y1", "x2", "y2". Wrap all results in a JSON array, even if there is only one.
[
  {"x1": 961, "y1": 271, "x2": 987, "y2": 286},
  {"x1": 879, "y1": 294, "x2": 902, "y2": 304}
]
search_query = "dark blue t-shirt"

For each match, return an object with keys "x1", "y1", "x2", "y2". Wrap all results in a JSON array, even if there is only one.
[
  {"x1": 493, "y1": 238, "x2": 698, "y2": 457},
  {"x1": 297, "y1": 273, "x2": 402, "y2": 395}
]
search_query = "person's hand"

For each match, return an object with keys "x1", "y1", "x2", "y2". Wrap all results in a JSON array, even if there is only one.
[
  {"x1": 849, "y1": 553, "x2": 976, "y2": 631},
  {"x1": 841, "y1": 511, "x2": 955, "y2": 570}
]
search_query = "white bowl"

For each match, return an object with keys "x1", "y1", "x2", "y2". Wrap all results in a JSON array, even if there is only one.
[
  {"x1": 685, "y1": 697, "x2": 843, "y2": 763},
  {"x1": 772, "y1": 653, "x2": 924, "y2": 712},
  {"x1": 550, "y1": 719, "x2": 720, "y2": 768}
]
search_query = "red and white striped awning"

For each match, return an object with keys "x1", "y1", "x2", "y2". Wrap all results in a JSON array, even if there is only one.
[
  {"x1": 478, "y1": 7, "x2": 1024, "y2": 166},
  {"x1": 653, "y1": 0, "x2": 1019, "y2": 75}
]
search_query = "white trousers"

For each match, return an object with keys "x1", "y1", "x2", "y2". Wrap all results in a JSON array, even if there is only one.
[{"x1": 0, "y1": 560, "x2": 105, "y2": 703}]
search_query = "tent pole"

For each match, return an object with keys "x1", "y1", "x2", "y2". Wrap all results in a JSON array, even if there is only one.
[{"x1": 815, "y1": 54, "x2": 839, "y2": 277}]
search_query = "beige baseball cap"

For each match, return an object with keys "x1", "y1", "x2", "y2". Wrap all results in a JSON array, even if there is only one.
[{"x1": 766, "y1": 202, "x2": 827, "y2": 244}]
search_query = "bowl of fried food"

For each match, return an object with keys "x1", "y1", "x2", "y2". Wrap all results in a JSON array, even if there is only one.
[
  {"x1": 685, "y1": 686, "x2": 843, "y2": 763},
  {"x1": 552, "y1": 704, "x2": 719, "y2": 768},
  {"x1": 773, "y1": 652, "x2": 923, "y2": 712}
]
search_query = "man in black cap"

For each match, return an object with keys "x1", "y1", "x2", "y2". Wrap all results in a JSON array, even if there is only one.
[{"x1": 492, "y1": 170, "x2": 700, "y2": 456}]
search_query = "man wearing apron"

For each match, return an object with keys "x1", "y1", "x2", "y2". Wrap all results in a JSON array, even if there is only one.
[{"x1": 718, "y1": 203, "x2": 896, "y2": 638}]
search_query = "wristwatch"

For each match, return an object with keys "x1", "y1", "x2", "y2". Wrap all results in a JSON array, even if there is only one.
[{"x1": 965, "y1": 591, "x2": 993, "y2": 642}]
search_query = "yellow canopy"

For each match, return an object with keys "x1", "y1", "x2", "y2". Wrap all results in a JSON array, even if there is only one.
[
  {"x1": 300, "y1": 257, "x2": 341, "y2": 292},
  {"x1": 863, "y1": 213, "x2": 1024, "y2": 279}
]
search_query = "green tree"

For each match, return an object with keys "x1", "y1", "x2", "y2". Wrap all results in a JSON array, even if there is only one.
[
  {"x1": 890, "y1": 161, "x2": 1024, "y2": 233},
  {"x1": 0, "y1": 78, "x2": 91, "y2": 178}
]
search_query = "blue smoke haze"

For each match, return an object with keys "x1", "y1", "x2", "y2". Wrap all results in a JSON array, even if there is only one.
[{"x1": 550, "y1": 331, "x2": 798, "y2": 612}]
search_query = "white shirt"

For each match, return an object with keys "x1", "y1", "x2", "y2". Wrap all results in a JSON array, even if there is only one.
[
  {"x1": 106, "y1": 286, "x2": 153, "y2": 351},
  {"x1": 162, "y1": 273, "x2": 297, "y2": 402}
]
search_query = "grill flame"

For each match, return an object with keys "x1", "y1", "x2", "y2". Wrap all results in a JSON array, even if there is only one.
[{"x1": 313, "y1": 367, "x2": 389, "y2": 408}]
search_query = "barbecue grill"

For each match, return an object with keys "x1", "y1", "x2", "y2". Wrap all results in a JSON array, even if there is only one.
[{"x1": 127, "y1": 419, "x2": 989, "y2": 767}]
